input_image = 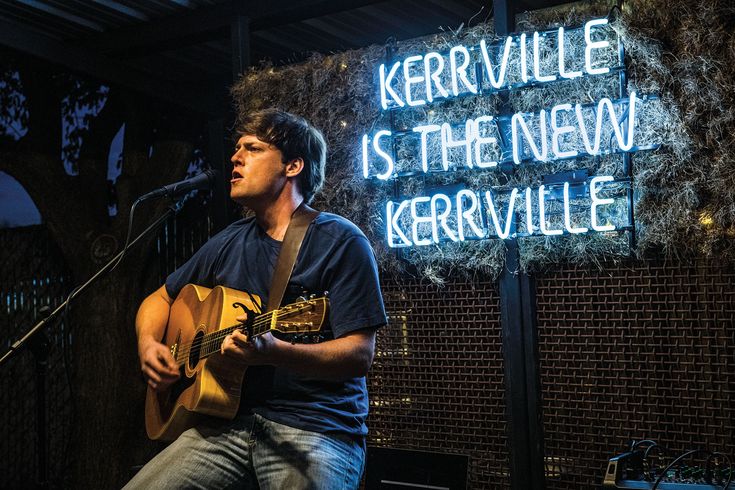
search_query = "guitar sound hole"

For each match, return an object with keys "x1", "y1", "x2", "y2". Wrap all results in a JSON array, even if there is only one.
[
  {"x1": 169, "y1": 365, "x2": 193, "y2": 404},
  {"x1": 189, "y1": 331, "x2": 204, "y2": 369}
]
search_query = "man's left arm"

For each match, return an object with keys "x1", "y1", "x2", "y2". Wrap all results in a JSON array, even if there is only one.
[
  {"x1": 221, "y1": 327, "x2": 377, "y2": 381},
  {"x1": 222, "y1": 231, "x2": 385, "y2": 381}
]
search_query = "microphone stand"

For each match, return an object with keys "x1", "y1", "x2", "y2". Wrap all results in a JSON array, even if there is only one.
[{"x1": 0, "y1": 198, "x2": 184, "y2": 489}]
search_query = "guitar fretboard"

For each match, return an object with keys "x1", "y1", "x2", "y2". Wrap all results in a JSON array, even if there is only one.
[
  {"x1": 171, "y1": 297, "x2": 325, "y2": 365},
  {"x1": 174, "y1": 310, "x2": 276, "y2": 364}
]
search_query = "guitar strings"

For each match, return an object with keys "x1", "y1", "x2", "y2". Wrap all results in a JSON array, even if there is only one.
[
  {"x1": 172, "y1": 298, "x2": 324, "y2": 362},
  {"x1": 178, "y1": 306, "x2": 320, "y2": 360},
  {"x1": 172, "y1": 303, "x2": 322, "y2": 365},
  {"x1": 173, "y1": 314, "x2": 276, "y2": 364}
]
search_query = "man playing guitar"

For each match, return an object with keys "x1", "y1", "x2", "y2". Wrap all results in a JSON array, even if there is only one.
[{"x1": 125, "y1": 109, "x2": 387, "y2": 489}]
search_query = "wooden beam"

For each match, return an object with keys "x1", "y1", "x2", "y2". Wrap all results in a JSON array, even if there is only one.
[
  {"x1": 248, "y1": 0, "x2": 388, "y2": 30},
  {"x1": 231, "y1": 15, "x2": 251, "y2": 79},
  {"x1": 0, "y1": 16, "x2": 220, "y2": 115},
  {"x1": 514, "y1": 0, "x2": 575, "y2": 13},
  {"x1": 74, "y1": 0, "x2": 389, "y2": 58},
  {"x1": 76, "y1": 3, "x2": 236, "y2": 57}
]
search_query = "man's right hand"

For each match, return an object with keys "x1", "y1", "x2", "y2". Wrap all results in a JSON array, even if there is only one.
[{"x1": 139, "y1": 337, "x2": 180, "y2": 391}]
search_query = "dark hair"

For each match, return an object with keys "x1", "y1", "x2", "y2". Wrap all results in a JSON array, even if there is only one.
[{"x1": 235, "y1": 109, "x2": 326, "y2": 204}]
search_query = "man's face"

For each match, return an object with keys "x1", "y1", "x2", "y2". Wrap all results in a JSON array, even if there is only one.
[{"x1": 230, "y1": 134, "x2": 288, "y2": 207}]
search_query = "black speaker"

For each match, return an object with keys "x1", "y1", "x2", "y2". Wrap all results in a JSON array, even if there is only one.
[{"x1": 364, "y1": 447, "x2": 469, "y2": 490}]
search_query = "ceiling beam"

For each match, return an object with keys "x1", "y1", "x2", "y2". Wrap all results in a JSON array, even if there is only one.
[
  {"x1": 0, "y1": 16, "x2": 220, "y2": 115},
  {"x1": 515, "y1": 0, "x2": 576, "y2": 13},
  {"x1": 248, "y1": 0, "x2": 388, "y2": 30},
  {"x1": 74, "y1": 0, "x2": 390, "y2": 58},
  {"x1": 73, "y1": 2, "x2": 236, "y2": 56}
]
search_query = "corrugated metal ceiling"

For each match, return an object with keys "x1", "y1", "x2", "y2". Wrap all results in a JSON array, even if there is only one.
[
  {"x1": 0, "y1": 0, "x2": 570, "y2": 113},
  {"x1": 0, "y1": 0, "x2": 223, "y2": 38}
]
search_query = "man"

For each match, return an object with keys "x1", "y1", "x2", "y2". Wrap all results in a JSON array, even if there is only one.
[{"x1": 126, "y1": 109, "x2": 387, "y2": 489}]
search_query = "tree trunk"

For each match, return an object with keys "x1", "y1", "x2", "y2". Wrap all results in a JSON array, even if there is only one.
[
  {"x1": 71, "y1": 257, "x2": 163, "y2": 488},
  {"x1": 1, "y1": 63, "x2": 200, "y2": 488}
]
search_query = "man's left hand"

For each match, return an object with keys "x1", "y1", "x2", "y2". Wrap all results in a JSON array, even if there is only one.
[{"x1": 220, "y1": 323, "x2": 280, "y2": 365}]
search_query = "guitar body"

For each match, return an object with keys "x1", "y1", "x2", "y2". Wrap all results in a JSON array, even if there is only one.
[{"x1": 145, "y1": 284, "x2": 262, "y2": 441}]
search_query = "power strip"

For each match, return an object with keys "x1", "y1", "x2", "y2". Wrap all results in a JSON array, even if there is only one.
[{"x1": 603, "y1": 449, "x2": 733, "y2": 489}]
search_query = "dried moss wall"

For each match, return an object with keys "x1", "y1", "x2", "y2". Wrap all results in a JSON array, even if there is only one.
[{"x1": 231, "y1": 0, "x2": 735, "y2": 282}]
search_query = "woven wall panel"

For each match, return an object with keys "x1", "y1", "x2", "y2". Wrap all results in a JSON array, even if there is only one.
[
  {"x1": 537, "y1": 258, "x2": 735, "y2": 489},
  {"x1": 0, "y1": 226, "x2": 72, "y2": 488},
  {"x1": 157, "y1": 202, "x2": 215, "y2": 283},
  {"x1": 0, "y1": 204, "x2": 212, "y2": 487},
  {"x1": 369, "y1": 276, "x2": 509, "y2": 489},
  {"x1": 8, "y1": 219, "x2": 733, "y2": 490}
]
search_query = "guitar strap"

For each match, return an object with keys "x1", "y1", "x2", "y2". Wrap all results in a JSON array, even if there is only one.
[{"x1": 265, "y1": 202, "x2": 321, "y2": 313}]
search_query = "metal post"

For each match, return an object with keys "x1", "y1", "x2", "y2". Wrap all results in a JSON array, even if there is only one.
[
  {"x1": 205, "y1": 12, "x2": 252, "y2": 229},
  {"x1": 493, "y1": 0, "x2": 515, "y2": 40},
  {"x1": 617, "y1": 31, "x2": 636, "y2": 250},
  {"x1": 493, "y1": 1, "x2": 546, "y2": 488},
  {"x1": 231, "y1": 14, "x2": 251, "y2": 81}
]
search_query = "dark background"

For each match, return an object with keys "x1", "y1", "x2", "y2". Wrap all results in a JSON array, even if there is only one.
[{"x1": 0, "y1": 1, "x2": 732, "y2": 489}]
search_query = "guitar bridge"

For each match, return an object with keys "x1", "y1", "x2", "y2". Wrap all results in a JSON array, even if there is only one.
[{"x1": 171, "y1": 330, "x2": 181, "y2": 360}]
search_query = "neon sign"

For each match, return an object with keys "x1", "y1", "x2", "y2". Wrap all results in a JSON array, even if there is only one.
[
  {"x1": 379, "y1": 19, "x2": 614, "y2": 110},
  {"x1": 363, "y1": 18, "x2": 657, "y2": 248},
  {"x1": 362, "y1": 93, "x2": 644, "y2": 179},
  {"x1": 386, "y1": 177, "x2": 622, "y2": 247}
]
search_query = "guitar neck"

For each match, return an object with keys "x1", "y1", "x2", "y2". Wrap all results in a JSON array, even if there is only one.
[
  {"x1": 177, "y1": 310, "x2": 276, "y2": 364},
  {"x1": 171, "y1": 295, "x2": 327, "y2": 367}
]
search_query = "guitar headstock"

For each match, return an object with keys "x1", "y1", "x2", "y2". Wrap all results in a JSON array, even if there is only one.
[{"x1": 273, "y1": 295, "x2": 328, "y2": 334}]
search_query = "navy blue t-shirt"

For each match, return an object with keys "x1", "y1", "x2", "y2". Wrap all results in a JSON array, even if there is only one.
[{"x1": 165, "y1": 212, "x2": 387, "y2": 437}]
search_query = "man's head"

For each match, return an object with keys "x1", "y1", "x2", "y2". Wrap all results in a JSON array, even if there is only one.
[{"x1": 234, "y1": 109, "x2": 326, "y2": 204}]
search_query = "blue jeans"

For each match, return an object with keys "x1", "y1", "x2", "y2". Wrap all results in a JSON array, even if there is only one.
[{"x1": 123, "y1": 413, "x2": 364, "y2": 489}]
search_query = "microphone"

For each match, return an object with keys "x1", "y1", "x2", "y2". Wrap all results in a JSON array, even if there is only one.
[{"x1": 138, "y1": 169, "x2": 218, "y2": 201}]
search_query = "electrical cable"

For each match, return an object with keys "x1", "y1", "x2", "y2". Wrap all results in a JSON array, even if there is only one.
[
  {"x1": 651, "y1": 449, "x2": 710, "y2": 490},
  {"x1": 631, "y1": 439, "x2": 658, "y2": 450},
  {"x1": 706, "y1": 452, "x2": 733, "y2": 489},
  {"x1": 631, "y1": 440, "x2": 665, "y2": 481}
]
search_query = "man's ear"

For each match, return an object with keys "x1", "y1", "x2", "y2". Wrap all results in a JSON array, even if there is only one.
[{"x1": 284, "y1": 158, "x2": 304, "y2": 178}]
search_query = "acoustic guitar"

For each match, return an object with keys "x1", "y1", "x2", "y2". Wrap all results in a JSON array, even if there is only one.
[{"x1": 144, "y1": 283, "x2": 328, "y2": 441}]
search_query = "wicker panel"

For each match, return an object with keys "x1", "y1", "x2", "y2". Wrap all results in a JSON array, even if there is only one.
[
  {"x1": 0, "y1": 226, "x2": 72, "y2": 488},
  {"x1": 537, "y1": 258, "x2": 735, "y2": 489},
  {"x1": 0, "y1": 201, "x2": 213, "y2": 486},
  {"x1": 10, "y1": 215, "x2": 734, "y2": 490},
  {"x1": 157, "y1": 199, "x2": 215, "y2": 283},
  {"x1": 369, "y1": 275, "x2": 510, "y2": 489}
]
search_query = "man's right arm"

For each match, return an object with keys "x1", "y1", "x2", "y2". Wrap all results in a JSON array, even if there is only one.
[{"x1": 136, "y1": 285, "x2": 180, "y2": 390}]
